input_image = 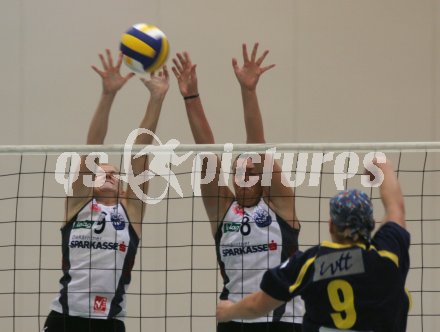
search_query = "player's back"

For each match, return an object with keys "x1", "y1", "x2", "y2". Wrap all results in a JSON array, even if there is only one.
[{"x1": 300, "y1": 240, "x2": 409, "y2": 332}]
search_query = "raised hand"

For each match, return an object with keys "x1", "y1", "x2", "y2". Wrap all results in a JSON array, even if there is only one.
[
  {"x1": 172, "y1": 52, "x2": 199, "y2": 97},
  {"x1": 140, "y1": 65, "x2": 170, "y2": 99},
  {"x1": 92, "y1": 49, "x2": 135, "y2": 95},
  {"x1": 232, "y1": 43, "x2": 275, "y2": 91}
]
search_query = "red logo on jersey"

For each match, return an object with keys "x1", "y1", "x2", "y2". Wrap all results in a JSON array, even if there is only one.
[
  {"x1": 119, "y1": 242, "x2": 127, "y2": 252},
  {"x1": 93, "y1": 296, "x2": 107, "y2": 312},
  {"x1": 91, "y1": 203, "x2": 101, "y2": 213},
  {"x1": 268, "y1": 240, "x2": 278, "y2": 251},
  {"x1": 232, "y1": 204, "x2": 244, "y2": 216}
]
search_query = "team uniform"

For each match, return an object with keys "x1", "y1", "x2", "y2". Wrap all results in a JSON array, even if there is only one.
[
  {"x1": 261, "y1": 222, "x2": 410, "y2": 332},
  {"x1": 216, "y1": 199, "x2": 304, "y2": 332},
  {"x1": 44, "y1": 199, "x2": 139, "y2": 332}
]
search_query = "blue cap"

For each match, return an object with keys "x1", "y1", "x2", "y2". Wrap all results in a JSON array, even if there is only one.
[{"x1": 330, "y1": 189, "x2": 375, "y2": 242}]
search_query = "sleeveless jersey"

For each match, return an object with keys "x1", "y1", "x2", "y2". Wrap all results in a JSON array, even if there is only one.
[
  {"x1": 261, "y1": 222, "x2": 410, "y2": 332},
  {"x1": 51, "y1": 199, "x2": 139, "y2": 320},
  {"x1": 216, "y1": 198, "x2": 304, "y2": 324}
]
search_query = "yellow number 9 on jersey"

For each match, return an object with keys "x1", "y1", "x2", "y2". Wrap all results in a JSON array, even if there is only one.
[{"x1": 327, "y1": 279, "x2": 357, "y2": 329}]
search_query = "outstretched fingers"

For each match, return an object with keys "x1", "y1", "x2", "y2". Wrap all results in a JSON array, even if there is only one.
[
  {"x1": 93, "y1": 50, "x2": 127, "y2": 76},
  {"x1": 105, "y1": 49, "x2": 114, "y2": 68},
  {"x1": 98, "y1": 53, "x2": 108, "y2": 71},
  {"x1": 183, "y1": 51, "x2": 192, "y2": 65},
  {"x1": 116, "y1": 52, "x2": 124, "y2": 69},
  {"x1": 242, "y1": 43, "x2": 250, "y2": 63},
  {"x1": 256, "y1": 49, "x2": 269, "y2": 66},
  {"x1": 253, "y1": 46, "x2": 275, "y2": 74},
  {"x1": 250, "y1": 42, "x2": 259, "y2": 62},
  {"x1": 172, "y1": 54, "x2": 184, "y2": 73},
  {"x1": 231, "y1": 57, "x2": 239, "y2": 71},
  {"x1": 171, "y1": 66, "x2": 180, "y2": 79},
  {"x1": 163, "y1": 65, "x2": 170, "y2": 78},
  {"x1": 260, "y1": 63, "x2": 276, "y2": 74},
  {"x1": 172, "y1": 52, "x2": 193, "y2": 79},
  {"x1": 124, "y1": 72, "x2": 135, "y2": 81},
  {"x1": 158, "y1": 65, "x2": 169, "y2": 79},
  {"x1": 91, "y1": 65, "x2": 104, "y2": 77},
  {"x1": 177, "y1": 52, "x2": 191, "y2": 69},
  {"x1": 171, "y1": 61, "x2": 183, "y2": 80}
]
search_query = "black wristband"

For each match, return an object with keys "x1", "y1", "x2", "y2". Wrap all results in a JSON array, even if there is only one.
[{"x1": 183, "y1": 94, "x2": 199, "y2": 100}]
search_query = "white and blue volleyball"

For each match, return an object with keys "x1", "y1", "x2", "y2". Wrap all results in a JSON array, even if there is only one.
[{"x1": 120, "y1": 23, "x2": 169, "y2": 73}]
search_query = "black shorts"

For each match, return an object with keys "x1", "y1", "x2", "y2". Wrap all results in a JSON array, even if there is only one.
[
  {"x1": 217, "y1": 321, "x2": 302, "y2": 332},
  {"x1": 43, "y1": 310, "x2": 125, "y2": 332}
]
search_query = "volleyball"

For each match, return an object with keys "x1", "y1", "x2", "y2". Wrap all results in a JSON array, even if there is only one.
[{"x1": 119, "y1": 23, "x2": 169, "y2": 73}]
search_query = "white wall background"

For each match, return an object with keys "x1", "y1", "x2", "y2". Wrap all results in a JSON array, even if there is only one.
[
  {"x1": 0, "y1": 0, "x2": 439, "y2": 331},
  {"x1": 1, "y1": 0, "x2": 439, "y2": 145}
]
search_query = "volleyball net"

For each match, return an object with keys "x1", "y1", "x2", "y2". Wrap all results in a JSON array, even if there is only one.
[{"x1": 0, "y1": 143, "x2": 439, "y2": 331}]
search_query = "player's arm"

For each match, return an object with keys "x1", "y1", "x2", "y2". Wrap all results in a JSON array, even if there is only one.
[
  {"x1": 232, "y1": 43, "x2": 274, "y2": 144},
  {"x1": 234, "y1": 43, "x2": 298, "y2": 229},
  {"x1": 369, "y1": 158, "x2": 409, "y2": 276},
  {"x1": 88, "y1": 50, "x2": 135, "y2": 145},
  {"x1": 172, "y1": 52, "x2": 233, "y2": 237},
  {"x1": 216, "y1": 291, "x2": 283, "y2": 322},
  {"x1": 375, "y1": 159, "x2": 406, "y2": 228},
  {"x1": 217, "y1": 249, "x2": 306, "y2": 322},
  {"x1": 124, "y1": 67, "x2": 169, "y2": 236},
  {"x1": 66, "y1": 50, "x2": 135, "y2": 222}
]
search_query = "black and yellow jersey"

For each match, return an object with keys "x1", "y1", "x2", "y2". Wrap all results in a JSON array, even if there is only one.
[{"x1": 261, "y1": 222, "x2": 410, "y2": 332}]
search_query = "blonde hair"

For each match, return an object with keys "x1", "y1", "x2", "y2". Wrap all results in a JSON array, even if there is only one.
[{"x1": 337, "y1": 227, "x2": 362, "y2": 242}]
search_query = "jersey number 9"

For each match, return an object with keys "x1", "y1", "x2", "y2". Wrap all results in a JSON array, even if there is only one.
[{"x1": 327, "y1": 279, "x2": 357, "y2": 329}]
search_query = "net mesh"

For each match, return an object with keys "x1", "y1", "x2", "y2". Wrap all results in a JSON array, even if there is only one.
[{"x1": 0, "y1": 144, "x2": 439, "y2": 331}]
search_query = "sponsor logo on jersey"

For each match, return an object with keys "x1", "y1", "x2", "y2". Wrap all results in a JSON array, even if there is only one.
[
  {"x1": 69, "y1": 239, "x2": 128, "y2": 251},
  {"x1": 253, "y1": 208, "x2": 272, "y2": 227},
  {"x1": 223, "y1": 222, "x2": 241, "y2": 233},
  {"x1": 313, "y1": 249, "x2": 365, "y2": 281},
  {"x1": 119, "y1": 241, "x2": 127, "y2": 252},
  {"x1": 93, "y1": 295, "x2": 107, "y2": 312},
  {"x1": 221, "y1": 241, "x2": 278, "y2": 257},
  {"x1": 268, "y1": 240, "x2": 278, "y2": 251},
  {"x1": 111, "y1": 212, "x2": 126, "y2": 231},
  {"x1": 232, "y1": 204, "x2": 244, "y2": 216},
  {"x1": 73, "y1": 220, "x2": 93, "y2": 229},
  {"x1": 91, "y1": 203, "x2": 101, "y2": 213}
]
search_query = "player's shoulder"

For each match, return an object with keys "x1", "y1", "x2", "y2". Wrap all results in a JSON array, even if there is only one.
[
  {"x1": 373, "y1": 222, "x2": 410, "y2": 247},
  {"x1": 65, "y1": 197, "x2": 94, "y2": 224},
  {"x1": 282, "y1": 245, "x2": 320, "y2": 271},
  {"x1": 379, "y1": 221, "x2": 408, "y2": 232},
  {"x1": 370, "y1": 222, "x2": 411, "y2": 270}
]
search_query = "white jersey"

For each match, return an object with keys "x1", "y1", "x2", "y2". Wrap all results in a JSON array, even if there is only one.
[
  {"x1": 51, "y1": 199, "x2": 139, "y2": 320},
  {"x1": 216, "y1": 199, "x2": 304, "y2": 324}
]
